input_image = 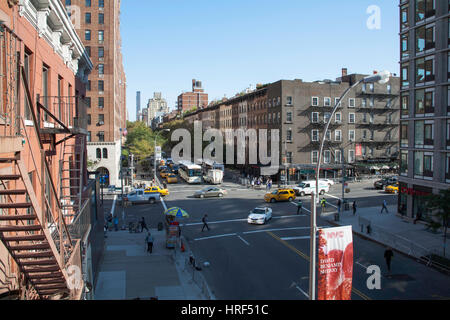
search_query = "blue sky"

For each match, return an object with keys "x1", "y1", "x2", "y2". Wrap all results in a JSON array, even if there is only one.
[{"x1": 121, "y1": 0, "x2": 399, "y2": 121}]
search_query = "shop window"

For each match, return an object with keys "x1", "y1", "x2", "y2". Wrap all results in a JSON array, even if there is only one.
[{"x1": 400, "y1": 151, "x2": 408, "y2": 175}]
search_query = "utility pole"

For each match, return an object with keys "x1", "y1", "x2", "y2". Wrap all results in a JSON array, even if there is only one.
[
  {"x1": 341, "y1": 147, "x2": 345, "y2": 204},
  {"x1": 130, "y1": 153, "x2": 134, "y2": 188}
]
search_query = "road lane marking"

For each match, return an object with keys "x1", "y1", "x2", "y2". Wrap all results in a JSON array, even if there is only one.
[
  {"x1": 267, "y1": 231, "x2": 372, "y2": 301},
  {"x1": 194, "y1": 233, "x2": 237, "y2": 241},
  {"x1": 237, "y1": 235, "x2": 250, "y2": 246},
  {"x1": 281, "y1": 236, "x2": 316, "y2": 241},
  {"x1": 243, "y1": 227, "x2": 311, "y2": 235},
  {"x1": 181, "y1": 215, "x2": 309, "y2": 227}
]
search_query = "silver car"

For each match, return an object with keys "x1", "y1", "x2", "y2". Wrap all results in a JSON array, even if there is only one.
[{"x1": 194, "y1": 187, "x2": 227, "y2": 198}]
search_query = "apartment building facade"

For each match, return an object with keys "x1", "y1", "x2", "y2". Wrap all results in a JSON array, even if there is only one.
[
  {"x1": 0, "y1": 0, "x2": 103, "y2": 300},
  {"x1": 146, "y1": 92, "x2": 169, "y2": 127},
  {"x1": 64, "y1": 0, "x2": 127, "y2": 187},
  {"x1": 398, "y1": 0, "x2": 450, "y2": 220},
  {"x1": 182, "y1": 72, "x2": 399, "y2": 181},
  {"x1": 177, "y1": 79, "x2": 209, "y2": 113}
]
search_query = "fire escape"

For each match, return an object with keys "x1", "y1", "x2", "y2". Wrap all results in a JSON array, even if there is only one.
[{"x1": 0, "y1": 26, "x2": 88, "y2": 299}]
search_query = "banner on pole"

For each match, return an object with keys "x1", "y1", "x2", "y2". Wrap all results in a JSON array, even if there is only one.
[
  {"x1": 355, "y1": 144, "x2": 362, "y2": 157},
  {"x1": 318, "y1": 226, "x2": 353, "y2": 300}
]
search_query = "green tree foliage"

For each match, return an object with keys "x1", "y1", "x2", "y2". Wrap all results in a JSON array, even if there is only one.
[{"x1": 425, "y1": 188, "x2": 450, "y2": 256}]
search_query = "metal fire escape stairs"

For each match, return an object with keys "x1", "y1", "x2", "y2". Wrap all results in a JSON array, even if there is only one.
[{"x1": 0, "y1": 62, "x2": 81, "y2": 299}]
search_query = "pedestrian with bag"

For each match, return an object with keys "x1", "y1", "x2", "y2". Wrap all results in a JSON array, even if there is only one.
[
  {"x1": 145, "y1": 232, "x2": 154, "y2": 254},
  {"x1": 201, "y1": 214, "x2": 210, "y2": 232}
]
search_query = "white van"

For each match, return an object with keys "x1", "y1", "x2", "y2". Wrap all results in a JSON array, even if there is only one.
[{"x1": 293, "y1": 180, "x2": 330, "y2": 197}]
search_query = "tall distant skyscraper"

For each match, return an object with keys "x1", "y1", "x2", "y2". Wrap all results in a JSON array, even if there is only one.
[{"x1": 136, "y1": 91, "x2": 141, "y2": 121}]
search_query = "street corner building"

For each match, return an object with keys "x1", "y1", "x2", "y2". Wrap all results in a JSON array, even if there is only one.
[
  {"x1": 398, "y1": 0, "x2": 450, "y2": 221},
  {"x1": 63, "y1": 0, "x2": 127, "y2": 188},
  {"x1": 181, "y1": 70, "x2": 400, "y2": 183},
  {"x1": 0, "y1": 0, "x2": 104, "y2": 300}
]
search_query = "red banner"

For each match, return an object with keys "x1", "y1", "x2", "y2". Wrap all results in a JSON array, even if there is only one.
[
  {"x1": 318, "y1": 226, "x2": 353, "y2": 300},
  {"x1": 355, "y1": 144, "x2": 362, "y2": 157}
]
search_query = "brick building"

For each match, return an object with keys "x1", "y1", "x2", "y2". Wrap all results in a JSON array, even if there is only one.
[
  {"x1": 177, "y1": 79, "x2": 208, "y2": 113},
  {"x1": 63, "y1": 0, "x2": 127, "y2": 187}
]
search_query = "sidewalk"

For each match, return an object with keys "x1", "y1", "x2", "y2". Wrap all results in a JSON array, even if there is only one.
[
  {"x1": 318, "y1": 204, "x2": 449, "y2": 269},
  {"x1": 94, "y1": 228, "x2": 214, "y2": 300}
]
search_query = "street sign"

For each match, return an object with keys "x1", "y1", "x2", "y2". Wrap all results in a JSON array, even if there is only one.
[{"x1": 155, "y1": 146, "x2": 162, "y2": 161}]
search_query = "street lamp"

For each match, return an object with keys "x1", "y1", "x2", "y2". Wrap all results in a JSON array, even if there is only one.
[
  {"x1": 308, "y1": 71, "x2": 391, "y2": 300},
  {"x1": 154, "y1": 129, "x2": 171, "y2": 185}
]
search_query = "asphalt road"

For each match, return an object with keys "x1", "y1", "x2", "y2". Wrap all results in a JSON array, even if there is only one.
[{"x1": 111, "y1": 178, "x2": 450, "y2": 300}]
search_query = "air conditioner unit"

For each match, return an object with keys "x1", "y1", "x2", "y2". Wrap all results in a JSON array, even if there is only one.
[{"x1": 98, "y1": 121, "x2": 104, "y2": 125}]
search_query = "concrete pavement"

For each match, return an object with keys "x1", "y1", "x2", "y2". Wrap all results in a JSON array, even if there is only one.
[{"x1": 94, "y1": 227, "x2": 214, "y2": 300}]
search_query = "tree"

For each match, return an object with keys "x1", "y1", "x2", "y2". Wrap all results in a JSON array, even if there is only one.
[{"x1": 425, "y1": 188, "x2": 450, "y2": 257}]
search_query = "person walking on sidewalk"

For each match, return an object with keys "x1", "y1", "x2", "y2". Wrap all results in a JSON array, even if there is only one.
[
  {"x1": 296, "y1": 199, "x2": 303, "y2": 215},
  {"x1": 337, "y1": 199, "x2": 342, "y2": 214},
  {"x1": 384, "y1": 247, "x2": 394, "y2": 272},
  {"x1": 140, "y1": 217, "x2": 149, "y2": 233},
  {"x1": 145, "y1": 232, "x2": 154, "y2": 254},
  {"x1": 381, "y1": 200, "x2": 389, "y2": 214},
  {"x1": 201, "y1": 214, "x2": 210, "y2": 232},
  {"x1": 352, "y1": 201, "x2": 357, "y2": 216},
  {"x1": 113, "y1": 216, "x2": 119, "y2": 231}
]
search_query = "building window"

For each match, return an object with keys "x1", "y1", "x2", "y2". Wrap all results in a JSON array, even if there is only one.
[
  {"x1": 425, "y1": 90, "x2": 434, "y2": 113},
  {"x1": 401, "y1": 33, "x2": 409, "y2": 59},
  {"x1": 348, "y1": 150, "x2": 355, "y2": 163},
  {"x1": 400, "y1": 151, "x2": 408, "y2": 175},
  {"x1": 98, "y1": 30, "x2": 104, "y2": 42},
  {"x1": 401, "y1": 4, "x2": 409, "y2": 30},
  {"x1": 85, "y1": 12, "x2": 91, "y2": 24},
  {"x1": 286, "y1": 129, "x2": 292, "y2": 142},
  {"x1": 401, "y1": 94, "x2": 409, "y2": 117},
  {"x1": 99, "y1": 0, "x2": 104, "y2": 7},
  {"x1": 335, "y1": 112, "x2": 341, "y2": 123},
  {"x1": 369, "y1": 83, "x2": 374, "y2": 92},
  {"x1": 96, "y1": 148, "x2": 101, "y2": 159},
  {"x1": 103, "y1": 148, "x2": 108, "y2": 159},
  {"x1": 98, "y1": 97, "x2": 104, "y2": 109},
  {"x1": 414, "y1": 151, "x2": 433, "y2": 178},
  {"x1": 349, "y1": 113, "x2": 355, "y2": 124},
  {"x1": 312, "y1": 97, "x2": 319, "y2": 106},
  {"x1": 401, "y1": 63, "x2": 409, "y2": 87},
  {"x1": 324, "y1": 151, "x2": 331, "y2": 164},
  {"x1": 98, "y1": 114, "x2": 104, "y2": 125},
  {"x1": 401, "y1": 122, "x2": 409, "y2": 147},
  {"x1": 415, "y1": 89, "x2": 425, "y2": 115},
  {"x1": 335, "y1": 130, "x2": 342, "y2": 142},
  {"x1": 98, "y1": 80, "x2": 104, "y2": 92},
  {"x1": 335, "y1": 150, "x2": 342, "y2": 164},
  {"x1": 335, "y1": 98, "x2": 341, "y2": 108},
  {"x1": 414, "y1": 120, "x2": 434, "y2": 148},
  {"x1": 87, "y1": 131, "x2": 91, "y2": 142},
  {"x1": 369, "y1": 97, "x2": 374, "y2": 107},
  {"x1": 85, "y1": 30, "x2": 91, "y2": 41},
  {"x1": 311, "y1": 112, "x2": 319, "y2": 123},
  {"x1": 87, "y1": 80, "x2": 91, "y2": 91},
  {"x1": 324, "y1": 112, "x2": 331, "y2": 124},
  {"x1": 416, "y1": 25, "x2": 435, "y2": 52},
  {"x1": 87, "y1": 114, "x2": 91, "y2": 125},
  {"x1": 86, "y1": 97, "x2": 91, "y2": 108},
  {"x1": 86, "y1": 0, "x2": 91, "y2": 7},
  {"x1": 98, "y1": 47, "x2": 104, "y2": 58},
  {"x1": 348, "y1": 98, "x2": 355, "y2": 108},
  {"x1": 311, "y1": 151, "x2": 319, "y2": 164},
  {"x1": 348, "y1": 130, "x2": 355, "y2": 142},
  {"x1": 99, "y1": 13, "x2": 104, "y2": 24},
  {"x1": 362, "y1": 98, "x2": 367, "y2": 108},
  {"x1": 98, "y1": 64, "x2": 104, "y2": 75},
  {"x1": 312, "y1": 130, "x2": 319, "y2": 142},
  {"x1": 98, "y1": 131, "x2": 105, "y2": 142},
  {"x1": 286, "y1": 96, "x2": 293, "y2": 105},
  {"x1": 416, "y1": 56, "x2": 434, "y2": 83},
  {"x1": 286, "y1": 112, "x2": 292, "y2": 123},
  {"x1": 286, "y1": 152, "x2": 292, "y2": 164},
  {"x1": 416, "y1": 0, "x2": 435, "y2": 22}
]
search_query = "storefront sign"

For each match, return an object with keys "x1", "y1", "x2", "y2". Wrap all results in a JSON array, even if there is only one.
[
  {"x1": 400, "y1": 187, "x2": 431, "y2": 197},
  {"x1": 318, "y1": 226, "x2": 353, "y2": 300}
]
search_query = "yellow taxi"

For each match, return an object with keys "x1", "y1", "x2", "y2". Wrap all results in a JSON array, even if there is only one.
[
  {"x1": 264, "y1": 189, "x2": 296, "y2": 203},
  {"x1": 165, "y1": 173, "x2": 178, "y2": 184},
  {"x1": 145, "y1": 186, "x2": 169, "y2": 197},
  {"x1": 160, "y1": 170, "x2": 170, "y2": 179},
  {"x1": 385, "y1": 183, "x2": 399, "y2": 194}
]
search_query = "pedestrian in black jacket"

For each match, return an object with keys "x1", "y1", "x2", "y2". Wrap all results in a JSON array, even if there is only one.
[{"x1": 201, "y1": 214, "x2": 210, "y2": 232}]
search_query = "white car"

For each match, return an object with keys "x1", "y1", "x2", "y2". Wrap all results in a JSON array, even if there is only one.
[
  {"x1": 321, "y1": 179, "x2": 335, "y2": 187},
  {"x1": 247, "y1": 207, "x2": 272, "y2": 225}
]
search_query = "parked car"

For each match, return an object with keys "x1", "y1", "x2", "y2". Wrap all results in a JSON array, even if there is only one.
[
  {"x1": 165, "y1": 173, "x2": 178, "y2": 184},
  {"x1": 145, "y1": 186, "x2": 170, "y2": 197},
  {"x1": 247, "y1": 207, "x2": 273, "y2": 225},
  {"x1": 264, "y1": 189, "x2": 296, "y2": 203},
  {"x1": 293, "y1": 181, "x2": 329, "y2": 197},
  {"x1": 124, "y1": 189, "x2": 160, "y2": 205},
  {"x1": 194, "y1": 187, "x2": 227, "y2": 198},
  {"x1": 374, "y1": 176, "x2": 398, "y2": 190},
  {"x1": 385, "y1": 183, "x2": 399, "y2": 194}
]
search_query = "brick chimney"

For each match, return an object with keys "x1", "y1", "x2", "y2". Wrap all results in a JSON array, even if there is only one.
[{"x1": 342, "y1": 68, "x2": 348, "y2": 77}]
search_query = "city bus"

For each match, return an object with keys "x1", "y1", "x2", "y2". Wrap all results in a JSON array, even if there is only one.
[{"x1": 178, "y1": 160, "x2": 203, "y2": 184}]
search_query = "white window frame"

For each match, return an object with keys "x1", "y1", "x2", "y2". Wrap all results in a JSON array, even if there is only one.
[
  {"x1": 335, "y1": 130, "x2": 342, "y2": 142},
  {"x1": 311, "y1": 112, "x2": 319, "y2": 123},
  {"x1": 312, "y1": 97, "x2": 319, "y2": 106},
  {"x1": 311, "y1": 151, "x2": 319, "y2": 164},
  {"x1": 312, "y1": 130, "x2": 319, "y2": 142},
  {"x1": 335, "y1": 112, "x2": 342, "y2": 123},
  {"x1": 349, "y1": 113, "x2": 355, "y2": 124},
  {"x1": 335, "y1": 149, "x2": 342, "y2": 164},
  {"x1": 349, "y1": 130, "x2": 355, "y2": 142},
  {"x1": 348, "y1": 150, "x2": 355, "y2": 163},
  {"x1": 324, "y1": 150, "x2": 331, "y2": 164},
  {"x1": 349, "y1": 98, "x2": 355, "y2": 108},
  {"x1": 335, "y1": 97, "x2": 341, "y2": 108},
  {"x1": 324, "y1": 97, "x2": 331, "y2": 107}
]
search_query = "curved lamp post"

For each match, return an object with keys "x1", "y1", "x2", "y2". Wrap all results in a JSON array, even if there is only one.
[
  {"x1": 309, "y1": 71, "x2": 391, "y2": 300},
  {"x1": 154, "y1": 129, "x2": 171, "y2": 184}
]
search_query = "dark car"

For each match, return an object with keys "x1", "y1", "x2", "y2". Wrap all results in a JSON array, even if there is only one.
[{"x1": 374, "y1": 176, "x2": 398, "y2": 189}]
